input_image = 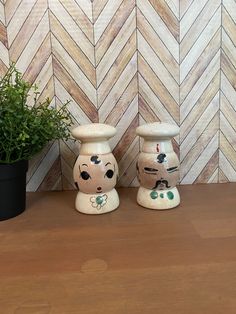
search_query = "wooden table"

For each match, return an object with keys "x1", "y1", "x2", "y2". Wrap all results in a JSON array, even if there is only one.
[{"x1": 1, "y1": 184, "x2": 236, "y2": 313}]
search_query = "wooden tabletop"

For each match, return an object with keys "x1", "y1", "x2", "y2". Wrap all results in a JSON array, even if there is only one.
[{"x1": 1, "y1": 184, "x2": 236, "y2": 313}]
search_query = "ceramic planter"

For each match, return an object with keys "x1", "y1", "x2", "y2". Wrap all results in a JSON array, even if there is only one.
[
  {"x1": 136, "y1": 122, "x2": 180, "y2": 210},
  {"x1": 72, "y1": 123, "x2": 119, "y2": 214},
  {"x1": 0, "y1": 160, "x2": 28, "y2": 220}
]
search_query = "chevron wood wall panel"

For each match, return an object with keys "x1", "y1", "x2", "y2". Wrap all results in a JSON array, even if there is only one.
[
  {"x1": 1, "y1": 0, "x2": 236, "y2": 190},
  {"x1": 219, "y1": 0, "x2": 236, "y2": 182},
  {"x1": 180, "y1": 0, "x2": 221, "y2": 184}
]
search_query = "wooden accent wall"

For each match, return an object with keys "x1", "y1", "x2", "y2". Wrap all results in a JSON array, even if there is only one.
[{"x1": 0, "y1": 0, "x2": 236, "y2": 190}]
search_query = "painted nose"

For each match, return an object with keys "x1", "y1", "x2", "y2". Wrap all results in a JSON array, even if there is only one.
[{"x1": 97, "y1": 187, "x2": 102, "y2": 191}]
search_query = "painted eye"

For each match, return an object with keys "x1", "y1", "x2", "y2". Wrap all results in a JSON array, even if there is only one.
[
  {"x1": 80, "y1": 171, "x2": 91, "y2": 180},
  {"x1": 105, "y1": 169, "x2": 114, "y2": 179}
]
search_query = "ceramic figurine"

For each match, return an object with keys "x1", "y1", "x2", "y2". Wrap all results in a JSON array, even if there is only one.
[
  {"x1": 136, "y1": 122, "x2": 180, "y2": 210},
  {"x1": 72, "y1": 123, "x2": 119, "y2": 214}
]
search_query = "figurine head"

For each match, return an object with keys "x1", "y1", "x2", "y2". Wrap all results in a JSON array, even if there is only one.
[
  {"x1": 137, "y1": 151, "x2": 179, "y2": 190},
  {"x1": 74, "y1": 153, "x2": 118, "y2": 194}
]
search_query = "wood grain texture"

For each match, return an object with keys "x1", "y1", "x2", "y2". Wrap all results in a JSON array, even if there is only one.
[
  {"x1": 220, "y1": 1, "x2": 236, "y2": 182},
  {"x1": 1, "y1": 185, "x2": 236, "y2": 313},
  {"x1": 1, "y1": 1, "x2": 236, "y2": 189}
]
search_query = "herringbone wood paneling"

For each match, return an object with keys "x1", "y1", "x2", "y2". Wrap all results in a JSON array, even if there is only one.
[
  {"x1": 180, "y1": 0, "x2": 221, "y2": 184},
  {"x1": 1, "y1": 0, "x2": 236, "y2": 190},
  {"x1": 95, "y1": 0, "x2": 138, "y2": 187},
  {"x1": 220, "y1": 1, "x2": 236, "y2": 182}
]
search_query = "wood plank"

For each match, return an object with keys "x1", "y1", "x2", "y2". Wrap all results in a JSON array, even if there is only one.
[
  {"x1": 94, "y1": 0, "x2": 123, "y2": 44},
  {"x1": 180, "y1": 113, "x2": 219, "y2": 179},
  {"x1": 96, "y1": 8, "x2": 136, "y2": 86},
  {"x1": 22, "y1": 33, "x2": 51, "y2": 84},
  {"x1": 180, "y1": 7, "x2": 221, "y2": 83},
  {"x1": 37, "y1": 156, "x2": 62, "y2": 191},
  {"x1": 27, "y1": 141, "x2": 60, "y2": 191},
  {"x1": 221, "y1": 72, "x2": 236, "y2": 107},
  {"x1": 222, "y1": 30, "x2": 236, "y2": 71},
  {"x1": 221, "y1": 92, "x2": 236, "y2": 131},
  {"x1": 0, "y1": 40, "x2": 9, "y2": 66},
  {"x1": 139, "y1": 94, "x2": 160, "y2": 123},
  {"x1": 221, "y1": 51, "x2": 236, "y2": 90},
  {"x1": 49, "y1": 0, "x2": 95, "y2": 65},
  {"x1": 222, "y1": 6, "x2": 236, "y2": 45},
  {"x1": 223, "y1": 0, "x2": 236, "y2": 22},
  {"x1": 7, "y1": 0, "x2": 37, "y2": 46},
  {"x1": 113, "y1": 115, "x2": 138, "y2": 162},
  {"x1": 181, "y1": 92, "x2": 219, "y2": 160},
  {"x1": 4, "y1": 0, "x2": 21, "y2": 25},
  {"x1": 220, "y1": 112, "x2": 236, "y2": 150},
  {"x1": 74, "y1": 0, "x2": 93, "y2": 22},
  {"x1": 220, "y1": 131, "x2": 236, "y2": 170},
  {"x1": 180, "y1": 0, "x2": 208, "y2": 40},
  {"x1": 118, "y1": 153, "x2": 139, "y2": 187},
  {"x1": 51, "y1": 34, "x2": 97, "y2": 106},
  {"x1": 0, "y1": 58, "x2": 8, "y2": 76},
  {"x1": 180, "y1": 72, "x2": 220, "y2": 142},
  {"x1": 97, "y1": 31, "x2": 136, "y2": 106},
  {"x1": 180, "y1": 0, "x2": 221, "y2": 62},
  {"x1": 149, "y1": 0, "x2": 179, "y2": 40},
  {"x1": 165, "y1": 0, "x2": 179, "y2": 19},
  {"x1": 110, "y1": 95, "x2": 138, "y2": 150},
  {"x1": 180, "y1": 0, "x2": 194, "y2": 19},
  {"x1": 0, "y1": 21, "x2": 7, "y2": 47},
  {"x1": 137, "y1": 0, "x2": 179, "y2": 62},
  {"x1": 50, "y1": 12, "x2": 96, "y2": 87},
  {"x1": 95, "y1": 0, "x2": 135, "y2": 65},
  {"x1": 194, "y1": 151, "x2": 218, "y2": 184},
  {"x1": 137, "y1": 8, "x2": 179, "y2": 83},
  {"x1": 27, "y1": 56, "x2": 53, "y2": 107},
  {"x1": 138, "y1": 54, "x2": 179, "y2": 123},
  {"x1": 181, "y1": 132, "x2": 219, "y2": 184},
  {"x1": 93, "y1": 0, "x2": 109, "y2": 22},
  {"x1": 9, "y1": 0, "x2": 47, "y2": 62},
  {"x1": 105, "y1": 74, "x2": 138, "y2": 126},
  {"x1": 55, "y1": 78, "x2": 92, "y2": 126},
  {"x1": 219, "y1": 150, "x2": 236, "y2": 181},
  {"x1": 53, "y1": 57, "x2": 98, "y2": 123},
  {"x1": 139, "y1": 74, "x2": 176, "y2": 126},
  {"x1": 118, "y1": 137, "x2": 139, "y2": 178},
  {"x1": 99, "y1": 52, "x2": 137, "y2": 122},
  {"x1": 181, "y1": 51, "x2": 220, "y2": 122},
  {"x1": 14, "y1": 11, "x2": 49, "y2": 72},
  {"x1": 180, "y1": 29, "x2": 221, "y2": 103},
  {"x1": 60, "y1": 0, "x2": 94, "y2": 43},
  {"x1": 138, "y1": 31, "x2": 179, "y2": 103}
]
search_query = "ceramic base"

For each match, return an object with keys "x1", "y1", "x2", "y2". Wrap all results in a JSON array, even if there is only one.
[
  {"x1": 75, "y1": 188, "x2": 119, "y2": 214},
  {"x1": 137, "y1": 186, "x2": 180, "y2": 210}
]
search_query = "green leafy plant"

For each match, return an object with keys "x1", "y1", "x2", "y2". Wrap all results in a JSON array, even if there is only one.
[{"x1": 0, "y1": 64, "x2": 72, "y2": 164}]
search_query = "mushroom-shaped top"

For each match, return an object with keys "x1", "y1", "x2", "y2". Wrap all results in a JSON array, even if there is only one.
[
  {"x1": 136, "y1": 122, "x2": 179, "y2": 140},
  {"x1": 72, "y1": 123, "x2": 116, "y2": 155}
]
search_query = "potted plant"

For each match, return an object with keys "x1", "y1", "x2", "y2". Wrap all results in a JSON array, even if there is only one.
[{"x1": 0, "y1": 64, "x2": 72, "y2": 220}]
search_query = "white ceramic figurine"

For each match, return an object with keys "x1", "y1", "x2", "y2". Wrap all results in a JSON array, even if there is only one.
[
  {"x1": 136, "y1": 122, "x2": 180, "y2": 210},
  {"x1": 72, "y1": 123, "x2": 119, "y2": 214}
]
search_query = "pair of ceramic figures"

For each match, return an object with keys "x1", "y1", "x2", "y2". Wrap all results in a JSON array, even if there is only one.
[{"x1": 72, "y1": 122, "x2": 180, "y2": 214}]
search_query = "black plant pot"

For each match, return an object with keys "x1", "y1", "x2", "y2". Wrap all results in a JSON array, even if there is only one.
[{"x1": 0, "y1": 160, "x2": 28, "y2": 221}]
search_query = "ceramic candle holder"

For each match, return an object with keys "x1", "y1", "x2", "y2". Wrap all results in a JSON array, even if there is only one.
[
  {"x1": 136, "y1": 122, "x2": 180, "y2": 210},
  {"x1": 72, "y1": 123, "x2": 119, "y2": 214}
]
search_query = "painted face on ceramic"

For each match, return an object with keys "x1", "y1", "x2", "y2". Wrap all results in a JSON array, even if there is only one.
[
  {"x1": 137, "y1": 152, "x2": 179, "y2": 190},
  {"x1": 73, "y1": 154, "x2": 118, "y2": 194}
]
